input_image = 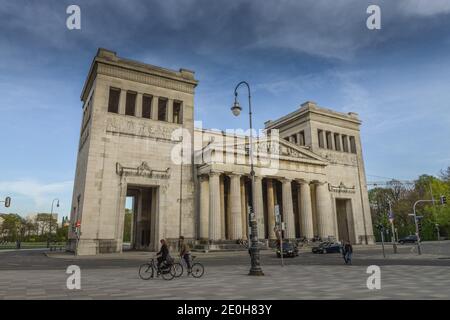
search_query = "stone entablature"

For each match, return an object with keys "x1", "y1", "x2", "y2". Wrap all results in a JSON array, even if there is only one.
[
  {"x1": 81, "y1": 48, "x2": 198, "y2": 102},
  {"x1": 265, "y1": 101, "x2": 361, "y2": 132}
]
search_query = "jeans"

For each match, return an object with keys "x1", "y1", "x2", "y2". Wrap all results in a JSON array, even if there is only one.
[
  {"x1": 344, "y1": 252, "x2": 352, "y2": 264},
  {"x1": 183, "y1": 253, "x2": 192, "y2": 270}
]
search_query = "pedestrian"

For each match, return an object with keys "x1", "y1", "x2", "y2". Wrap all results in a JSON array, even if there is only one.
[
  {"x1": 343, "y1": 241, "x2": 353, "y2": 265},
  {"x1": 179, "y1": 236, "x2": 192, "y2": 274}
]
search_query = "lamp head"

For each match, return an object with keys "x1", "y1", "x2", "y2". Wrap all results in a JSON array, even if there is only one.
[
  {"x1": 56, "y1": 200, "x2": 60, "y2": 208},
  {"x1": 231, "y1": 100, "x2": 242, "y2": 117}
]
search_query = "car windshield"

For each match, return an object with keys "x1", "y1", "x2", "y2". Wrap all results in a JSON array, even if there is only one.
[{"x1": 281, "y1": 243, "x2": 293, "y2": 249}]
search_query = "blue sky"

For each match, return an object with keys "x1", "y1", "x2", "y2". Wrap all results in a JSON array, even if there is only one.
[{"x1": 1, "y1": 0, "x2": 450, "y2": 219}]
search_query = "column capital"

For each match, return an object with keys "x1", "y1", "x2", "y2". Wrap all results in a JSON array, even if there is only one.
[
  {"x1": 199, "y1": 174, "x2": 209, "y2": 182},
  {"x1": 209, "y1": 171, "x2": 221, "y2": 177},
  {"x1": 296, "y1": 179, "x2": 310, "y2": 185},
  {"x1": 281, "y1": 177, "x2": 293, "y2": 184},
  {"x1": 253, "y1": 175, "x2": 263, "y2": 182},
  {"x1": 227, "y1": 172, "x2": 241, "y2": 178}
]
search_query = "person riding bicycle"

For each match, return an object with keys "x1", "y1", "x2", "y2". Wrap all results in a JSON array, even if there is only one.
[
  {"x1": 156, "y1": 239, "x2": 170, "y2": 271},
  {"x1": 179, "y1": 236, "x2": 192, "y2": 274}
]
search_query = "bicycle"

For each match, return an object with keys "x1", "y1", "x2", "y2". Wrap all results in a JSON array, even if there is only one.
[
  {"x1": 173, "y1": 255, "x2": 205, "y2": 278},
  {"x1": 138, "y1": 257, "x2": 176, "y2": 281},
  {"x1": 297, "y1": 237, "x2": 310, "y2": 247},
  {"x1": 238, "y1": 238, "x2": 248, "y2": 247}
]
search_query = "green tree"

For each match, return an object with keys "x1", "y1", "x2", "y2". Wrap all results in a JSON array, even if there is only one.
[
  {"x1": 369, "y1": 170, "x2": 450, "y2": 241},
  {"x1": 0, "y1": 214, "x2": 25, "y2": 242},
  {"x1": 123, "y1": 209, "x2": 133, "y2": 242}
]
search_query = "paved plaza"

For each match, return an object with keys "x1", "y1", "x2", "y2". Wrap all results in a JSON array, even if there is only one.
[{"x1": 0, "y1": 242, "x2": 449, "y2": 300}]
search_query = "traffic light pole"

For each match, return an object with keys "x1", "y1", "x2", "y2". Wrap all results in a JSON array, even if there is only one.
[
  {"x1": 412, "y1": 199, "x2": 434, "y2": 255},
  {"x1": 388, "y1": 201, "x2": 397, "y2": 254}
]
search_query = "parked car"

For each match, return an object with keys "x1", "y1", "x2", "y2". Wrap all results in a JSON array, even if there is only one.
[
  {"x1": 398, "y1": 235, "x2": 418, "y2": 244},
  {"x1": 276, "y1": 242, "x2": 299, "y2": 258},
  {"x1": 312, "y1": 241, "x2": 342, "y2": 254}
]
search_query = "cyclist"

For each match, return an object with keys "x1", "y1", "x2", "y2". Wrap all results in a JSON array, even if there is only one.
[
  {"x1": 179, "y1": 236, "x2": 192, "y2": 274},
  {"x1": 156, "y1": 239, "x2": 169, "y2": 272}
]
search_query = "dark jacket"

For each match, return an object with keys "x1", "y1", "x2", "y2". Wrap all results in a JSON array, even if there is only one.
[
  {"x1": 157, "y1": 244, "x2": 169, "y2": 259},
  {"x1": 344, "y1": 243, "x2": 353, "y2": 254}
]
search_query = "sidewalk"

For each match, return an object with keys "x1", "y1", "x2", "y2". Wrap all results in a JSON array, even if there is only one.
[{"x1": 1, "y1": 264, "x2": 449, "y2": 299}]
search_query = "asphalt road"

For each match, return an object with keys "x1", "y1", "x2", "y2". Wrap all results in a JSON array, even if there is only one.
[{"x1": 1, "y1": 241, "x2": 449, "y2": 271}]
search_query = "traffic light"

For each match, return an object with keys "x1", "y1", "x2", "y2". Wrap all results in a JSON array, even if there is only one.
[
  {"x1": 417, "y1": 220, "x2": 422, "y2": 233},
  {"x1": 4, "y1": 196, "x2": 11, "y2": 208},
  {"x1": 440, "y1": 195, "x2": 447, "y2": 205}
]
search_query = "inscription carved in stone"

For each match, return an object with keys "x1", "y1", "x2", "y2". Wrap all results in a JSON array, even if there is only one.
[
  {"x1": 106, "y1": 117, "x2": 174, "y2": 140},
  {"x1": 116, "y1": 161, "x2": 171, "y2": 179}
]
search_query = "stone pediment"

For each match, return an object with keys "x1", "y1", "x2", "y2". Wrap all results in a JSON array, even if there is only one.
[{"x1": 274, "y1": 139, "x2": 328, "y2": 163}]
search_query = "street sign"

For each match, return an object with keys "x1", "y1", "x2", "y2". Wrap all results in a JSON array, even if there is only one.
[
  {"x1": 274, "y1": 204, "x2": 280, "y2": 216},
  {"x1": 388, "y1": 210, "x2": 394, "y2": 223}
]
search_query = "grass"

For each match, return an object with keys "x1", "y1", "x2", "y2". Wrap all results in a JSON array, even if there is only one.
[{"x1": 0, "y1": 242, "x2": 67, "y2": 250}]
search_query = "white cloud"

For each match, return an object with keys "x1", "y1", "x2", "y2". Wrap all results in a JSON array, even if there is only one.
[
  {"x1": 399, "y1": 0, "x2": 450, "y2": 16},
  {"x1": 0, "y1": 179, "x2": 73, "y2": 212}
]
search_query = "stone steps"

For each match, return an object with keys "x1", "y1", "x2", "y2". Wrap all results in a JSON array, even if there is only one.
[{"x1": 192, "y1": 240, "x2": 270, "y2": 252}]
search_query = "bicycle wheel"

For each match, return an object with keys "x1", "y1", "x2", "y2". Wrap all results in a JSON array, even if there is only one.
[
  {"x1": 138, "y1": 263, "x2": 154, "y2": 280},
  {"x1": 191, "y1": 263, "x2": 204, "y2": 278},
  {"x1": 173, "y1": 262, "x2": 183, "y2": 278},
  {"x1": 161, "y1": 265, "x2": 175, "y2": 280}
]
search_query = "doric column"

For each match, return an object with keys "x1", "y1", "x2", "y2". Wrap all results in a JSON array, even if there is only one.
[
  {"x1": 209, "y1": 172, "x2": 221, "y2": 240},
  {"x1": 298, "y1": 180, "x2": 314, "y2": 239},
  {"x1": 167, "y1": 98, "x2": 174, "y2": 122},
  {"x1": 296, "y1": 133, "x2": 302, "y2": 145},
  {"x1": 136, "y1": 93, "x2": 143, "y2": 117},
  {"x1": 266, "y1": 178, "x2": 276, "y2": 240},
  {"x1": 253, "y1": 176, "x2": 265, "y2": 239},
  {"x1": 119, "y1": 89, "x2": 127, "y2": 115},
  {"x1": 229, "y1": 174, "x2": 242, "y2": 240},
  {"x1": 315, "y1": 182, "x2": 335, "y2": 239},
  {"x1": 199, "y1": 175, "x2": 209, "y2": 240},
  {"x1": 151, "y1": 95, "x2": 159, "y2": 120},
  {"x1": 220, "y1": 176, "x2": 226, "y2": 239},
  {"x1": 282, "y1": 179, "x2": 296, "y2": 239},
  {"x1": 240, "y1": 178, "x2": 248, "y2": 240}
]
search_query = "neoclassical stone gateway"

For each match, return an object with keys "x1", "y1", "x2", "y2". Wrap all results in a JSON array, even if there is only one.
[{"x1": 69, "y1": 49, "x2": 374, "y2": 255}]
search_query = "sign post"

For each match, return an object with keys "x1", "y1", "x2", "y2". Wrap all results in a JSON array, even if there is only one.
[
  {"x1": 388, "y1": 202, "x2": 397, "y2": 253},
  {"x1": 377, "y1": 224, "x2": 386, "y2": 258},
  {"x1": 274, "y1": 205, "x2": 284, "y2": 267}
]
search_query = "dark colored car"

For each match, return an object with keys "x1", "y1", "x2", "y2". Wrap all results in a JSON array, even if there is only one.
[
  {"x1": 312, "y1": 241, "x2": 342, "y2": 254},
  {"x1": 276, "y1": 242, "x2": 299, "y2": 258},
  {"x1": 398, "y1": 235, "x2": 418, "y2": 244}
]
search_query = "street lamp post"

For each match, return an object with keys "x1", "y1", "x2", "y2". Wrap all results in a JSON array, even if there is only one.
[
  {"x1": 231, "y1": 81, "x2": 264, "y2": 276},
  {"x1": 48, "y1": 198, "x2": 60, "y2": 248}
]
